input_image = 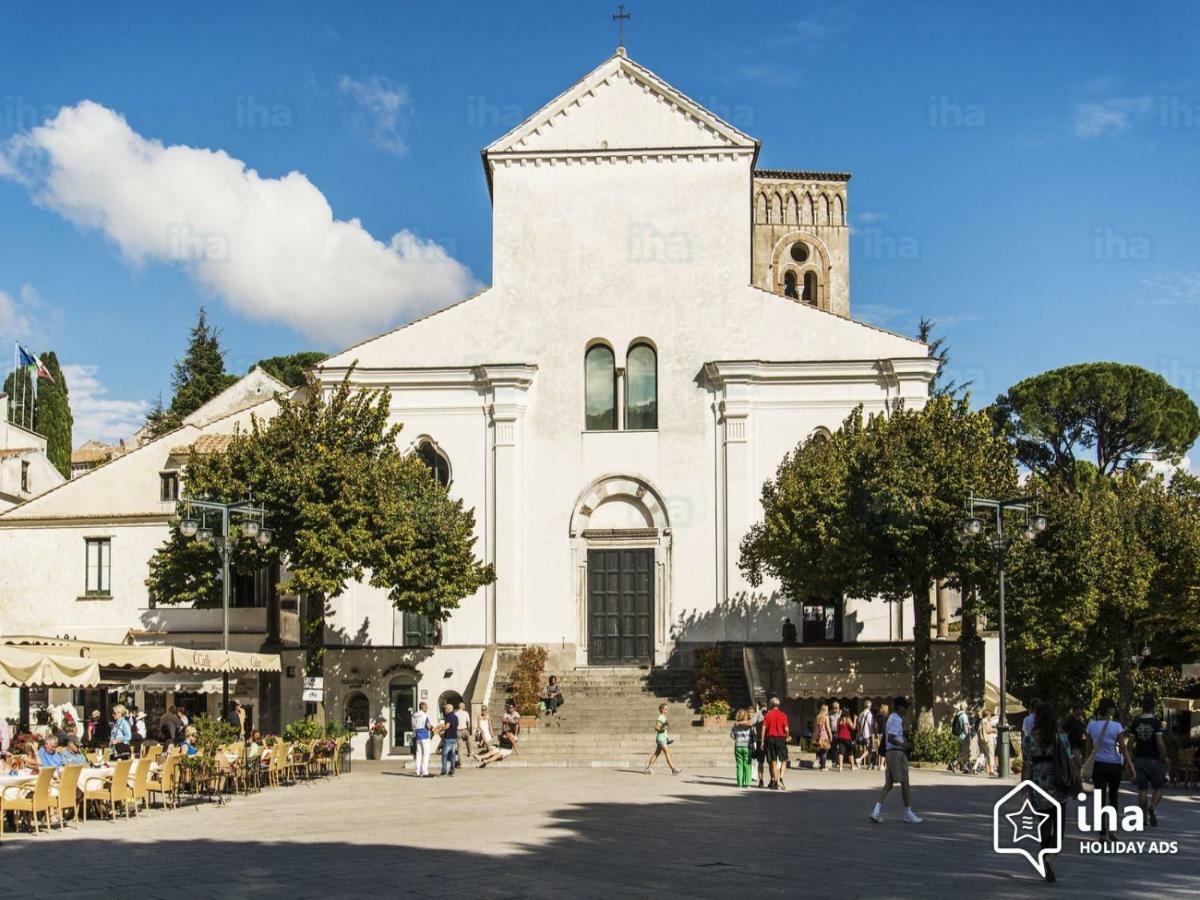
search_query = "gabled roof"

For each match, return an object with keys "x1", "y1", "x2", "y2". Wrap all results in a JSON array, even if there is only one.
[
  {"x1": 181, "y1": 366, "x2": 290, "y2": 428},
  {"x1": 482, "y1": 51, "x2": 758, "y2": 190}
]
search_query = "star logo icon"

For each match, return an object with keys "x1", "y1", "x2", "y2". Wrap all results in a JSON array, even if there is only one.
[{"x1": 1005, "y1": 797, "x2": 1050, "y2": 844}]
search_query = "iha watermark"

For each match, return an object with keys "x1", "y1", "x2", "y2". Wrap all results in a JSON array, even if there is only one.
[{"x1": 994, "y1": 781, "x2": 1178, "y2": 878}]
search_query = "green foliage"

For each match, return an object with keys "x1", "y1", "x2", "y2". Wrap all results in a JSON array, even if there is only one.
[
  {"x1": 993, "y1": 363, "x2": 1200, "y2": 491},
  {"x1": 146, "y1": 307, "x2": 237, "y2": 437},
  {"x1": 283, "y1": 718, "x2": 324, "y2": 742},
  {"x1": 700, "y1": 698, "x2": 732, "y2": 718},
  {"x1": 324, "y1": 719, "x2": 353, "y2": 740},
  {"x1": 917, "y1": 317, "x2": 971, "y2": 399},
  {"x1": 146, "y1": 370, "x2": 495, "y2": 619},
  {"x1": 910, "y1": 724, "x2": 957, "y2": 763},
  {"x1": 4, "y1": 350, "x2": 73, "y2": 478},
  {"x1": 741, "y1": 396, "x2": 1017, "y2": 720},
  {"x1": 511, "y1": 645, "x2": 548, "y2": 715},
  {"x1": 192, "y1": 716, "x2": 239, "y2": 753},
  {"x1": 693, "y1": 646, "x2": 726, "y2": 705},
  {"x1": 253, "y1": 351, "x2": 328, "y2": 388}
]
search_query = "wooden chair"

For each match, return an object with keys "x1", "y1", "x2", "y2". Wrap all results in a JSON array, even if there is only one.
[
  {"x1": 52, "y1": 764, "x2": 84, "y2": 830},
  {"x1": 83, "y1": 758, "x2": 134, "y2": 822},
  {"x1": 128, "y1": 757, "x2": 153, "y2": 815},
  {"x1": 7, "y1": 768, "x2": 55, "y2": 834},
  {"x1": 147, "y1": 754, "x2": 180, "y2": 810}
]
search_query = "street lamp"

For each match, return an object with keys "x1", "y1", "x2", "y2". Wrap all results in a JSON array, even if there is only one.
[
  {"x1": 177, "y1": 497, "x2": 271, "y2": 714},
  {"x1": 960, "y1": 493, "x2": 1047, "y2": 780}
]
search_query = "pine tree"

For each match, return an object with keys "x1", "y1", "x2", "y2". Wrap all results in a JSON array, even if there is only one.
[
  {"x1": 33, "y1": 352, "x2": 72, "y2": 478},
  {"x1": 146, "y1": 308, "x2": 237, "y2": 437},
  {"x1": 3, "y1": 351, "x2": 73, "y2": 478}
]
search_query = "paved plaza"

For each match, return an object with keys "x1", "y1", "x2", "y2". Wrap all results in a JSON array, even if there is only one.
[{"x1": 2, "y1": 762, "x2": 1196, "y2": 898}]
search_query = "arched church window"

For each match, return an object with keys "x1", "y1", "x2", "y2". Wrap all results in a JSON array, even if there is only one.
[
  {"x1": 625, "y1": 343, "x2": 658, "y2": 430},
  {"x1": 416, "y1": 439, "x2": 451, "y2": 487},
  {"x1": 803, "y1": 271, "x2": 819, "y2": 307},
  {"x1": 585, "y1": 344, "x2": 617, "y2": 431},
  {"x1": 783, "y1": 271, "x2": 799, "y2": 300},
  {"x1": 345, "y1": 692, "x2": 370, "y2": 730}
]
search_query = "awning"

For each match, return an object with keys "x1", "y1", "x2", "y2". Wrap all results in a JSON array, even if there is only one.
[
  {"x1": 984, "y1": 681, "x2": 1023, "y2": 712},
  {"x1": 128, "y1": 671, "x2": 226, "y2": 694},
  {"x1": 0, "y1": 645, "x2": 101, "y2": 688},
  {"x1": 1, "y1": 636, "x2": 280, "y2": 673}
]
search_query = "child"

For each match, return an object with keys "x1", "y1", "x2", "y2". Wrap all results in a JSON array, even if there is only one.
[{"x1": 731, "y1": 708, "x2": 756, "y2": 787}]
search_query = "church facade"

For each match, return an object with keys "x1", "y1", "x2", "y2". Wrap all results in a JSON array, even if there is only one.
[{"x1": 317, "y1": 51, "x2": 937, "y2": 685}]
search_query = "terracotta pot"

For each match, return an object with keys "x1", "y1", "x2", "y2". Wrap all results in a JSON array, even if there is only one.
[
  {"x1": 518, "y1": 715, "x2": 539, "y2": 730},
  {"x1": 702, "y1": 715, "x2": 728, "y2": 728}
]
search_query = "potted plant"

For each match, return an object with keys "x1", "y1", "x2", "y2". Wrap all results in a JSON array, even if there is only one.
[
  {"x1": 701, "y1": 698, "x2": 732, "y2": 727},
  {"x1": 367, "y1": 720, "x2": 388, "y2": 759},
  {"x1": 511, "y1": 645, "x2": 548, "y2": 728}
]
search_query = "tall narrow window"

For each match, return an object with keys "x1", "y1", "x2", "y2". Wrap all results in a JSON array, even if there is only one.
[
  {"x1": 416, "y1": 440, "x2": 451, "y2": 487},
  {"x1": 803, "y1": 271, "x2": 819, "y2": 307},
  {"x1": 160, "y1": 471, "x2": 179, "y2": 502},
  {"x1": 403, "y1": 611, "x2": 435, "y2": 647},
  {"x1": 20, "y1": 460, "x2": 30, "y2": 493},
  {"x1": 584, "y1": 344, "x2": 616, "y2": 431},
  {"x1": 625, "y1": 343, "x2": 658, "y2": 430},
  {"x1": 84, "y1": 537, "x2": 111, "y2": 596},
  {"x1": 783, "y1": 271, "x2": 799, "y2": 299}
]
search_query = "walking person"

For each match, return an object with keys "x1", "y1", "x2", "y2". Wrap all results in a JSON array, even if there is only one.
[
  {"x1": 1062, "y1": 701, "x2": 1086, "y2": 776},
  {"x1": 1022, "y1": 701, "x2": 1071, "y2": 883},
  {"x1": 1127, "y1": 694, "x2": 1170, "y2": 827},
  {"x1": 977, "y1": 706, "x2": 996, "y2": 776},
  {"x1": 109, "y1": 704, "x2": 132, "y2": 759},
  {"x1": 644, "y1": 703, "x2": 680, "y2": 775},
  {"x1": 438, "y1": 702, "x2": 460, "y2": 776},
  {"x1": 951, "y1": 701, "x2": 972, "y2": 773},
  {"x1": 1084, "y1": 697, "x2": 1125, "y2": 838},
  {"x1": 752, "y1": 702, "x2": 769, "y2": 786},
  {"x1": 455, "y1": 702, "x2": 473, "y2": 760},
  {"x1": 855, "y1": 699, "x2": 874, "y2": 769},
  {"x1": 812, "y1": 702, "x2": 832, "y2": 771},
  {"x1": 870, "y1": 696, "x2": 922, "y2": 824},
  {"x1": 731, "y1": 708, "x2": 756, "y2": 787},
  {"x1": 412, "y1": 701, "x2": 433, "y2": 778},
  {"x1": 836, "y1": 709, "x2": 856, "y2": 771},
  {"x1": 761, "y1": 696, "x2": 790, "y2": 790}
]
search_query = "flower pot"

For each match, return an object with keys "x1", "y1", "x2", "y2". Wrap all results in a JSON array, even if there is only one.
[
  {"x1": 518, "y1": 715, "x2": 539, "y2": 730},
  {"x1": 702, "y1": 715, "x2": 728, "y2": 728},
  {"x1": 367, "y1": 734, "x2": 384, "y2": 759}
]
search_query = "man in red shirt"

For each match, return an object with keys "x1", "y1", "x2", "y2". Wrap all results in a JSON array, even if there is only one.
[{"x1": 761, "y1": 696, "x2": 791, "y2": 790}]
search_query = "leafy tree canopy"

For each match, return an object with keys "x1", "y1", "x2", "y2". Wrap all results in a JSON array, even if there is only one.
[
  {"x1": 741, "y1": 396, "x2": 1017, "y2": 719},
  {"x1": 147, "y1": 373, "x2": 495, "y2": 623},
  {"x1": 252, "y1": 351, "x2": 328, "y2": 388},
  {"x1": 992, "y1": 362, "x2": 1200, "y2": 489}
]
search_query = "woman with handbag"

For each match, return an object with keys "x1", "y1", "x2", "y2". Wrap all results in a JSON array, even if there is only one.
[
  {"x1": 813, "y1": 702, "x2": 833, "y2": 770},
  {"x1": 1083, "y1": 697, "x2": 1126, "y2": 837}
]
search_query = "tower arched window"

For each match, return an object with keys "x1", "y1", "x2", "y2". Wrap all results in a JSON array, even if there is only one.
[
  {"x1": 585, "y1": 344, "x2": 617, "y2": 431},
  {"x1": 783, "y1": 271, "x2": 799, "y2": 300},
  {"x1": 625, "y1": 342, "x2": 658, "y2": 430},
  {"x1": 803, "y1": 271, "x2": 819, "y2": 307},
  {"x1": 416, "y1": 439, "x2": 451, "y2": 487}
]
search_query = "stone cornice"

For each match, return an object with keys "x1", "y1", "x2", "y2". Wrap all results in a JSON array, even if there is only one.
[
  {"x1": 704, "y1": 357, "x2": 939, "y2": 387},
  {"x1": 0, "y1": 512, "x2": 171, "y2": 528},
  {"x1": 315, "y1": 364, "x2": 537, "y2": 391},
  {"x1": 489, "y1": 147, "x2": 753, "y2": 168}
]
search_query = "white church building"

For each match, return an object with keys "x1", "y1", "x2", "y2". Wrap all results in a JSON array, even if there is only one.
[{"x1": 3, "y1": 52, "x2": 988, "y2": 752}]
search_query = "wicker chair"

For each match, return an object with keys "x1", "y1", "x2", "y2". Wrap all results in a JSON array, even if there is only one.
[
  {"x1": 52, "y1": 764, "x2": 84, "y2": 830},
  {"x1": 147, "y1": 754, "x2": 180, "y2": 810},
  {"x1": 128, "y1": 757, "x2": 153, "y2": 815},
  {"x1": 83, "y1": 758, "x2": 134, "y2": 822},
  {"x1": 6, "y1": 768, "x2": 55, "y2": 834}
]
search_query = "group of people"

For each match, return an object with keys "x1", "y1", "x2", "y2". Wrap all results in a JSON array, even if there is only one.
[
  {"x1": 408, "y1": 698, "x2": 522, "y2": 777},
  {"x1": 726, "y1": 697, "x2": 792, "y2": 789},
  {"x1": 809, "y1": 699, "x2": 889, "y2": 772}
]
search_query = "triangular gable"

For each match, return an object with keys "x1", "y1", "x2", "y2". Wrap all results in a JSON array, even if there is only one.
[
  {"x1": 181, "y1": 366, "x2": 290, "y2": 428},
  {"x1": 485, "y1": 52, "x2": 758, "y2": 156}
]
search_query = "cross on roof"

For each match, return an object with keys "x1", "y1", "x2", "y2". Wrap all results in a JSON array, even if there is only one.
[{"x1": 612, "y1": 4, "x2": 631, "y2": 50}]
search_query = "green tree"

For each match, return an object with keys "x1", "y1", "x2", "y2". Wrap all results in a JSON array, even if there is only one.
[
  {"x1": 917, "y1": 316, "x2": 971, "y2": 399},
  {"x1": 4, "y1": 351, "x2": 73, "y2": 478},
  {"x1": 992, "y1": 363, "x2": 1200, "y2": 492},
  {"x1": 252, "y1": 352, "x2": 328, "y2": 388},
  {"x1": 741, "y1": 396, "x2": 1017, "y2": 720},
  {"x1": 146, "y1": 308, "x2": 237, "y2": 437},
  {"x1": 146, "y1": 373, "x2": 495, "y2": 629}
]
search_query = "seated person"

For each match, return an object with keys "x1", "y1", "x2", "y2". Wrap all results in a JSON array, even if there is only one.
[
  {"x1": 247, "y1": 730, "x2": 263, "y2": 757},
  {"x1": 540, "y1": 675, "x2": 563, "y2": 715},
  {"x1": 60, "y1": 738, "x2": 88, "y2": 765},
  {"x1": 478, "y1": 721, "x2": 518, "y2": 766},
  {"x1": 37, "y1": 735, "x2": 67, "y2": 769},
  {"x1": 181, "y1": 726, "x2": 199, "y2": 756}
]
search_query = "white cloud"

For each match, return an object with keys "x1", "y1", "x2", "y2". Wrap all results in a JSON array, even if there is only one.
[
  {"x1": 1148, "y1": 452, "x2": 1192, "y2": 482},
  {"x1": 0, "y1": 282, "x2": 48, "y2": 345},
  {"x1": 60, "y1": 363, "x2": 149, "y2": 447},
  {"x1": 1071, "y1": 96, "x2": 1153, "y2": 139},
  {"x1": 1, "y1": 101, "x2": 479, "y2": 345},
  {"x1": 1142, "y1": 270, "x2": 1200, "y2": 306},
  {"x1": 337, "y1": 74, "x2": 412, "y2": 155}
]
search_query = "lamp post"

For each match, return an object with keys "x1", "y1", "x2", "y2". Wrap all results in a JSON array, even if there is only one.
[
  {"x1": 960, "y1": 494, "x2": 1047, "y2": 779},
  {"x1": 178, "y1": 497, "x2": 271, "y2": 715}
]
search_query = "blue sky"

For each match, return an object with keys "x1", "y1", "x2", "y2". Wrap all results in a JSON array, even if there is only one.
[{"x1": 1, "y1": 1, "x2": 1198, "y2": 448}]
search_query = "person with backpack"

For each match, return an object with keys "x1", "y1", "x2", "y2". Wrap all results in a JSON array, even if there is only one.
[
  {"x1": 1126, "y1": 693, "x2": 1170, "y2": 827},
  {"x1": 1021, "y1": 701, "x2": 1076, "y2": 883},
  {"x1": 950, "y1": 701, "x2": 972, "y2": 773}
]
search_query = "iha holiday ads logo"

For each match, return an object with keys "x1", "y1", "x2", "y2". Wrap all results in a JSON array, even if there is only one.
[{"x1": 993, "y1": 781, "x2": 1178, "y2": 877}]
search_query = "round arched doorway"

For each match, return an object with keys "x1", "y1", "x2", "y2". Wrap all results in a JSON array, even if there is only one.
[{"x1": 388, "y1": 673, "x2": 417, "y2": 752}]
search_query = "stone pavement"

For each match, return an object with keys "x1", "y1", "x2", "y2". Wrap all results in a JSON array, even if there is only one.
[{"x1": 2, "y1": 762, "x2": 1196, "y2": 898}]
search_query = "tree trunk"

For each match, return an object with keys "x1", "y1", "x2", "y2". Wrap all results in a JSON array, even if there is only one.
[
  {"x1": 911, "y1": 581, "x2": 934, "y2": 722},
  {"x1": 962, "y1": 599, "x2": 985, "y2": 710}
]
